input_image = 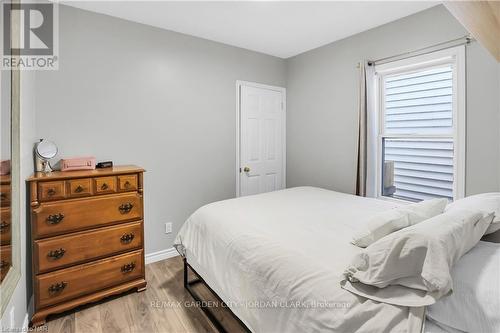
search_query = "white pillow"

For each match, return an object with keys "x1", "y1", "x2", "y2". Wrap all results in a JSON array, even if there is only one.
[
  {"x1": 399, "y1": 198, "x2": 449, "y2": 224},
  {"x1": 446, "y1": 193, "x2": 500, "y2": 234},
  {"x1": 351, "y1": 198, "x2": 448, "y2": 248},
  {"x1": 427, "y1": 241, "x2": 500, "y2": 333},
  {"x1": 343, "y1": 210, "x2": 494, "y2": 307},
  {"x1": 486, "y1": 220, "x2": 500, "y2": 235}
]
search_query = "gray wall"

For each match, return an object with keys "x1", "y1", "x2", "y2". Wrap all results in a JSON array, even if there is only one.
[
  {"x1": 286, "y1": 5, "x2": 500, "y2": 196},
  {"x1": 34, "y1": 5, "x2": 286, "y2": 254},
  {"x1": 33, "y1": 5, "x2": 500, "y2": 257},
  {"x1": 466, "y1": 42, "x2": 500, "y2": 194}
]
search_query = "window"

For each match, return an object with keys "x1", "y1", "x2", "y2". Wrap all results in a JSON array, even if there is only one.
[{"x1": 373, "y1": 47, "x2": 465, "y2": 202}]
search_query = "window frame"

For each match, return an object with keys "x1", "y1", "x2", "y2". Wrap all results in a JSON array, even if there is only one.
[{"x1": 372, "y1": 46, "x2": 466, "y2": 202}]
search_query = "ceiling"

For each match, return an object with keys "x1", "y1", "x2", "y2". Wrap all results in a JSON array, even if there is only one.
[{"x1": 62, "y1": 1, "x2": 439, "y2": 59}]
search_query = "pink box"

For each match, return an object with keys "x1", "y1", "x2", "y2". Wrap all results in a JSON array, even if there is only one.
[{"x1": 61, "y1": 157, "x2": 96, "y2": 172}]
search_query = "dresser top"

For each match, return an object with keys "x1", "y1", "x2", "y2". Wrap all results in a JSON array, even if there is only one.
[{"x1": 27, "y1": 165, "x2": 144, "y2": 182}]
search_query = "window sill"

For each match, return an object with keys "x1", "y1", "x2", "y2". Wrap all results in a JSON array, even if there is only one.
[{"x1": 376, "y1": 195, "x2": 412, "y2": 205}]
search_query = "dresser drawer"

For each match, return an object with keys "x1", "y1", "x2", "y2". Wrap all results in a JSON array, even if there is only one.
[
  {"x1": 94, "y1": 177, "x2": 117, "y2": 194},
  {"x1": 67, "y1": 178, "x2": 92, "y2": 198},
  {"x1": 118, "y1": 175, "x2": 138, "y2": 192},
  {"x1": 0, "y1": 208, "x2": 11, "y2": 246},
  {"x1": 34, "y1": 221, "x2": 143, "y2": 273},
  {"x1": 0, "y1": 185, "x2": 11, "y2": 207},
  {"x1": 39, "y1": 181, "x2": 66, "y2": 201},
  {"x1": 32, "y1": 193, "x2": 142, "y2": 239},
  {"x1": 35, "y1": 250, "x2": 143, "y2": 308},
  {"x1": 0, "y1": 245, "x2": 11, "y2": 282}
]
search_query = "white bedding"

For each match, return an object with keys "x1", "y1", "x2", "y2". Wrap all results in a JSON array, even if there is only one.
[
  {"x1": 343, "y1": 210, "x2": 492, "y2": 307},
  {"x1": 174, "y1": 187, "x2": 425, "y2": 332},
  {"x1": 424, "y1": 318, "x2": 464, "y2": 333},
  {"x1": 426, "y1": 240, "x2": 500, "y2": 332}
]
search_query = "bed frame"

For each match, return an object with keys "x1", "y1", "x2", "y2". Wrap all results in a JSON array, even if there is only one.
[{"x1": 183, "y1": 258, "x2": 251, "y2": 333}]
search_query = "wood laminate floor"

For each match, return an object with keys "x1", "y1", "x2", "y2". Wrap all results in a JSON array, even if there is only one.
[{"x1": 45, "y1": 256, "x2": 246, "y2": 333}]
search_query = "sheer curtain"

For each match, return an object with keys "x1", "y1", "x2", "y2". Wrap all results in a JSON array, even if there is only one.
[{"x1": 356, "y1": 61, "x2": 376, "y2": 197}]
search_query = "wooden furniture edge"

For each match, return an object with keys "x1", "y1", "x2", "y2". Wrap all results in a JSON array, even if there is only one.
[
  {"x1": 26, "y1": 165, "x2": 146, "y2": 182},
  {"x1": 30, "y1": 278, "x2": 147, "y2": 327}
]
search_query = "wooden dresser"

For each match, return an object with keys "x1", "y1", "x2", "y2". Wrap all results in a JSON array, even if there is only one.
[
  {"x1": 27, "y1": 166, "x2": 147, "y2": 326},
  {"x1": 1, "y1": 174, "x2": 12, "y2": 282}
]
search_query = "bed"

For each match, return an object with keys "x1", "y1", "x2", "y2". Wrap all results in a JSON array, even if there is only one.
[{"x1": 174, "y1": 186, "x2": 498, "y2": 333}]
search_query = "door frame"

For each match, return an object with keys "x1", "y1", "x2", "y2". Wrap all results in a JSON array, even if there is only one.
[{"x1": 235, "y1": 80, "x2": 286, "y2": 197}]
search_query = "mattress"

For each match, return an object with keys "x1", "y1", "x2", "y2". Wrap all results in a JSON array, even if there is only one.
[{"x1": 174, "y1": 186, "x2": 425, "y2": 332}]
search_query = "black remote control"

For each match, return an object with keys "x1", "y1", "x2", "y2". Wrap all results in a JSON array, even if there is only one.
[{"x1": 96, "y1": 161, "x2": 113, "y2": 168}]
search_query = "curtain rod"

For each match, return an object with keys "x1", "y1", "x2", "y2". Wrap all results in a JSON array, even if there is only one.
[{"x1": 367, "y1": 35, "x2": 473, "y2": 66}]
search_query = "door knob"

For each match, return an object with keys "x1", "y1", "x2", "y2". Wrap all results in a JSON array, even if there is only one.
[{"x1": 243, "y1": 167, "x2": 250, "y2": 173}]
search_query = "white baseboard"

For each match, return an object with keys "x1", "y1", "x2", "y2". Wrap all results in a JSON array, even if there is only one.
[{"x1": 145, "y1": 247, "x2": 179, "y2": 265}]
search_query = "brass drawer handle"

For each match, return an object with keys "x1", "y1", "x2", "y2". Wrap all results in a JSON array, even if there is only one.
[
  {"x1": 0, "y1": 221, "x2": 10, "y2": 232},
  {"x1": 120, "y1": 233, "x2": 135, "y2": 244},
  {"x1": 47, "y1": 188, "x2": 56, "y2": 196},
  {"x1": 121, "y1": 262, "x2": 136, "y2": 273},
  {"x1": 118, "y1": 203, "x2": 133, "y2": 214},
  {"x1": 47, "y1": 248, "x2": 66, "y2": 260},
  {"x1": 0, "y1": 260, "x2": 9, "y2": 269},
  {"x1": 75, "y1": 185, "x2": 84, "y2": 193},
  {"x1": 0, "y1": 193, "x2": 6, "y2": 200},
  {"x1": 101, "y1": 183, "x2": 109, "y2": 190},
  {"x1": 48, "y1": 281, "x2": 68, "y2": 294},
  {"x1": 46, "y1": 213, "x2": 64, "y2": 225},
  {"x1": 124, "y1": 181, "x2": 131, "y2": 189}
]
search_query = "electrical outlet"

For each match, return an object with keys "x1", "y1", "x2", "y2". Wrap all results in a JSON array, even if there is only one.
[{"x1": 165, "y1": 222, "x2": 172, "y2": 234}]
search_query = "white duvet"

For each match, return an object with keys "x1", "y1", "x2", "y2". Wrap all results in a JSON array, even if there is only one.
[{"x1": 174, "y1": 187, "x2": 425, "y2": 333}]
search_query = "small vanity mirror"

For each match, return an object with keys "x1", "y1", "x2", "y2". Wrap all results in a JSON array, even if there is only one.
[{"x1": 35, "y1": 140, "x2": 58, "y2": 173}]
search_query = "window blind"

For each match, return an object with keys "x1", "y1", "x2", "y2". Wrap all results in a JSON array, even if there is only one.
[
  {"x1": 384, "y1": 66, "x2": 453, "y2": 135},
  {"x1": 382, "y1": 65, "x2": 454, "y2": 201},
  {"x1": 383, "y1": 139, "x2": 454, "y2": 201}
]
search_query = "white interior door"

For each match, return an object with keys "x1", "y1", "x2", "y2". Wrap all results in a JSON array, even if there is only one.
[{"x1": 238, "y1": 82, "x2": 285, "y2": 197}]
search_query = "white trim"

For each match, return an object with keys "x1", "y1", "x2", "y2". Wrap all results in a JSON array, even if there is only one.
[
  {"x1": 376, "y1": 195, "x2": 412, "y2": 205},
  {"x1": 235, "y1": 81, "x2": 241, "y2": 197},
  {"x1": 145, "y1": 247, "x2": 179, "y2": 265},
  {"x1": 454, "y1": 45, "x2": 466, "y2": 199},
  {"x1": 0, "y1": 46, "x2": 21, "y2": 317},
  {"x1": 22, "y1": 313, "x2": 29, "y2": 330},
  {"x1": 235, "y1": 80, "x2": 286, "y2": 197},
  {"x1": 372, "y1": 45, "x2": 466, "y2": 201},
  {"x1": 21, "y1": 297, "x2": 33, "y2": 329}
]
